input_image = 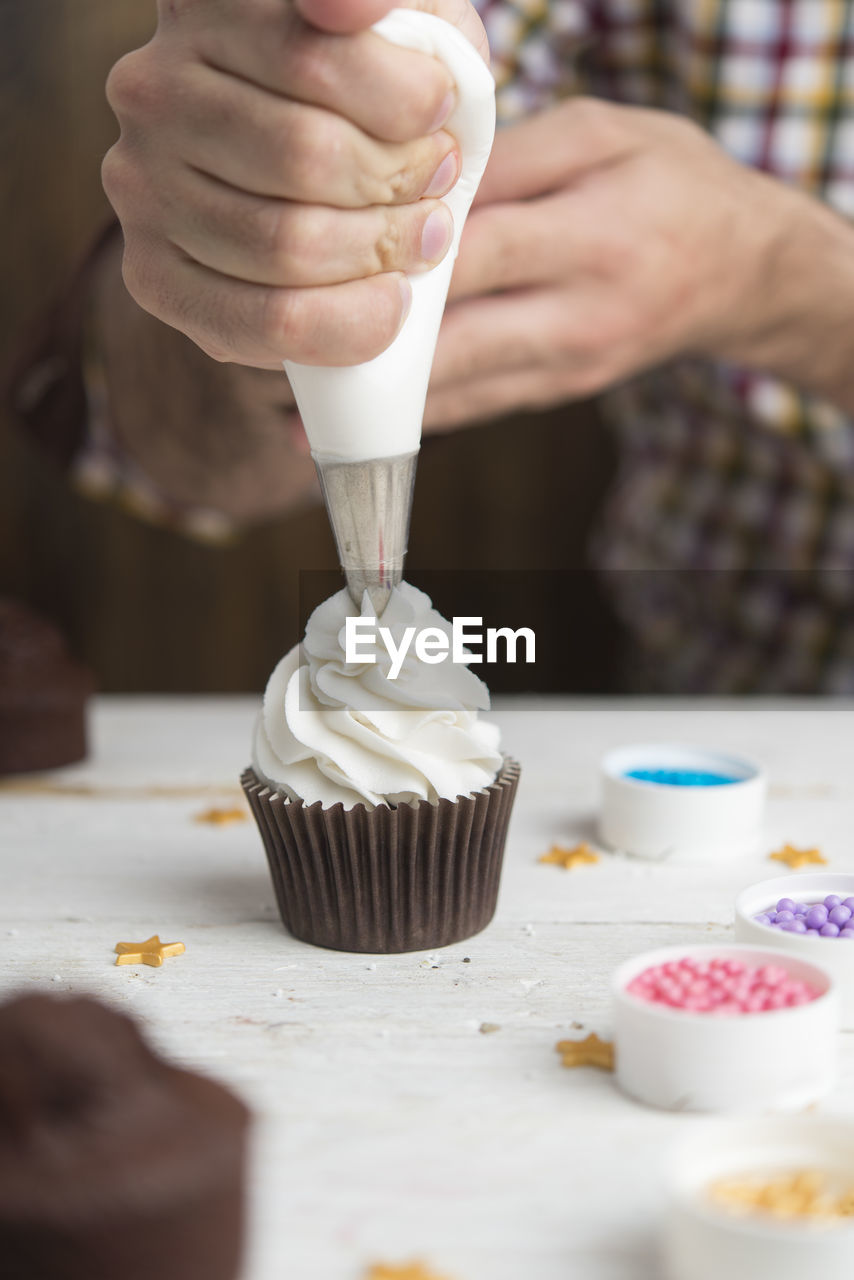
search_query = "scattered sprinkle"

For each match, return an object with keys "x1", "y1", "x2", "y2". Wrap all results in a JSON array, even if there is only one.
[
  {"x1": 366, "y1": 1264, "x2": 455, "y2": 1280},
  {"x1": 114, "y1": 935, "x2": 185, "y2": 968},
  {"x1": 194, "y1": 805, "x2": 247, "y2": 825},
  {"x1": 479, "y1": 1022, "x2": 501, "y2": 1035},
  {"x1": 769, "y1": 842, "x2": 827, "y2": 869},
  {"x1": 556, "y1": 1033, "x2": 614, "y2": 1071},
  {"x1": 538, "y1": 842, "x2": 600, "y2": 870}
]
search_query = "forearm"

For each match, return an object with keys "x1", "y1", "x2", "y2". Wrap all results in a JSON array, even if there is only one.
[
  {"x1": 88, "y1": 234, "x2": 319, "y2": 525},
  {"x1": 704, "y1": 174, "x2": 854, "y2": 415}
]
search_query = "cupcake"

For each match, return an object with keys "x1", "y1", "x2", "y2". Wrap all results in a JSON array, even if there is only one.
[
  {"x1": 0, "y1": 993, "x2": 249, "y2": 1280},
  {"x1": 0, "y1": 598, "x2": 94, "y2": 774},
  {"x1": 242, "y1": 582, "x2": 520, "y2": 953}
]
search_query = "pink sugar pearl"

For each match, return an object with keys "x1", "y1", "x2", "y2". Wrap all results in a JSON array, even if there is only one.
[{"x1": 626, "y1": 956, "x2": 821, "y2": 1015}]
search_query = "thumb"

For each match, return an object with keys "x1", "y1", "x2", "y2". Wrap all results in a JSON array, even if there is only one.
[
  {"x1": 295, "y1": 0, "x2": 398, "y2": 34},
  {"x1": 474, "y1": 98, "x2": 635, "y2": 205}
]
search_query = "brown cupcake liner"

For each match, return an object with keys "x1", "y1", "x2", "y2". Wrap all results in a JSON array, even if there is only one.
[{"x1": 241, "y1": 758, "x2": 520, "y2": 954}]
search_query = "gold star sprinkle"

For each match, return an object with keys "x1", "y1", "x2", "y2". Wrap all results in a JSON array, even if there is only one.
[
  {"x1": 366, "y1": 1264, "x2": 454, "y2": 1280},
  {"x1": 114, "y1": 935, "x2": 186, "y2": 967},
  {"x1": 556, "y1": 1033, "x2": 614, "y2": 1071},
  {"x1": 538, "y1": 841, "x2": 600, "y2": 870},
  {"x1": 194, "y1": 805, "x2": 247, "y2": 825},
  {"x1": 769, "y1": 842, "x2": 828, "y2": 869}
]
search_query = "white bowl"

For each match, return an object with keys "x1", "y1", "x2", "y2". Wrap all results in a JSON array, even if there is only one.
[
  {"x1": 664, "y1": 1118, "x2": 854, "y2": 1280},
  {"x1": 735, "y1": 873, "x2": 854, "y2": 1029},
  {"x1": 612, "y1": 944, "x2": 837, "y2": 1113},
  {"x1": 600, "y1": 743, "x2": 765, "y2": 862}
]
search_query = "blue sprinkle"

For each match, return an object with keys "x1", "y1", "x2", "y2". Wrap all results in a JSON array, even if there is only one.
[{"x1": 624, "y1": 768, "x2": 738, "y2": 788}]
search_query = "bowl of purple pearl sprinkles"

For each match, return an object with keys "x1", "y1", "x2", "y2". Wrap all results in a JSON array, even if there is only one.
[
  {"x1": 600, "y1": 744, "x2": 766, "y2": 862},
  {"x1": 736, "y1": 874, "x2": 854, "y2": 1028},
  {"x1": 663, "y1": 1118, "x2": 854, "y2": 1280}
]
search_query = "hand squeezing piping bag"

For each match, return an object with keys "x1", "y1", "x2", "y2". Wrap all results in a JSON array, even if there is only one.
[{"x1": 284, "y1": 11, "x2": 496, "y2": 614}]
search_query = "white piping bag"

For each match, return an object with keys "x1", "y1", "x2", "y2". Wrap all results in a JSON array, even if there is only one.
[{"x1": 284, "y1": 10, "x2": 496, "y2": 610}]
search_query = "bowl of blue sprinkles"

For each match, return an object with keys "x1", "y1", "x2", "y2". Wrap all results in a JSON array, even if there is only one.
[{"x1": 600, "y1": 744, "x2": 766, "y2": 863}]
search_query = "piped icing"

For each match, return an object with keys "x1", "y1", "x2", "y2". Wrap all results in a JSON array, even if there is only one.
[{"x1": 252, "y1": 583, "x2": 502, "y2": 809}]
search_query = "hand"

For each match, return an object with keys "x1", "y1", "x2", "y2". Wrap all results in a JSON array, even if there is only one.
[
  {"x1": 424, "y1": 96, "x2": 827, "y2": 429},
  {"x1": 88, "y1": 232, "x2": 319, "y2": 523},
  {"x1": 102, "y1": 0, "x2": 488, "y2": 369}
]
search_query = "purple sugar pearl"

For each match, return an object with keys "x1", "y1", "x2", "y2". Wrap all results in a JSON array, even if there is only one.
[{"x1": 755, "y1": 891, "x2": 854, "y2": 939}]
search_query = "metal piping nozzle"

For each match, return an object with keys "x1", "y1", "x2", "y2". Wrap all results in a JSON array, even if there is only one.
[{"x1": 312, "y1": 450, "x2": 418, "y2": 617}]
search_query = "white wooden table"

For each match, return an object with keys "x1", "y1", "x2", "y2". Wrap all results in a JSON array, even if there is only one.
[{"x1": 2, "y1": 696, "x2": 853, "y2": 1280}]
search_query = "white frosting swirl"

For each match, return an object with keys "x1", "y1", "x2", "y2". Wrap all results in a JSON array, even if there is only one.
[{"x1": 252, "y1": 583, "x2": 502, "y2": 809}]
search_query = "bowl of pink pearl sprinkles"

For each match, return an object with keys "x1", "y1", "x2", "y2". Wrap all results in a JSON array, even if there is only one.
[
  {"x1": 735, "y1": 875, "x2": 854, "y2": 1029},
  {"x1": 663, "y1": 1118, "x2": 854, "y2": 1280},
  {"x1": 612, "y1": 945, "x2": 838, "y2": 1113}
]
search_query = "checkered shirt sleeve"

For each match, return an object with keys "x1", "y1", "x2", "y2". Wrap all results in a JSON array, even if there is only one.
[{"x1": 475, "y1": 0, "x2": 854, "y2": 691}]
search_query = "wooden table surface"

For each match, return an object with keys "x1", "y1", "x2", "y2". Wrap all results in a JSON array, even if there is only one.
[{"x1": 2, "y1": 696, "x2": 853, "y2": 1279}]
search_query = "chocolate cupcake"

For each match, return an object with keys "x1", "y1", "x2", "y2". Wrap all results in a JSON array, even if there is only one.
[
  {"x1": 0, "y1": 598, "x2": 93, "y2": 774},
  {"x1": 243, "y1": 583, "x2": 520, "y2": 953},
  {"x1": 0, "y1": 994, "x2": 249, "y2": 1280}
]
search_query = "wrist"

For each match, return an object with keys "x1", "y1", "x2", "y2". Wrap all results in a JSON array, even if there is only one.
[{"x1": 701, "y1": 173, "x2": 854, "y2": 411}]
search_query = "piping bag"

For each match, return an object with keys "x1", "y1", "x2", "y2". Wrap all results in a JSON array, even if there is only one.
[{"x1": 284, "y1": 10, "x2": 496, "y2": 615}]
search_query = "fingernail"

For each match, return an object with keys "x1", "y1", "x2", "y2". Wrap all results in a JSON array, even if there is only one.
[
  {"x1": 420, "y1": 206, "x2": 454, "y2": 264},
  {"x1": 428, "y1": 90, "x2": 455, "y2": 134},
  {"x1": 423, "y1": 150, "x2": 459, "y2": 198}
]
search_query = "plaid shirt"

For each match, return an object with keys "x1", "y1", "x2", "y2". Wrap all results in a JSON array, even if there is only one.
[{"x1": 476, "y1": 0, "x2": 854, "y2": 692}]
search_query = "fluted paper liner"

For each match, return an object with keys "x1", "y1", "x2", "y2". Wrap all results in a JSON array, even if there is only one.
[{"x1": 241, "y1": 758, "x2": 520, "y2": 953}]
